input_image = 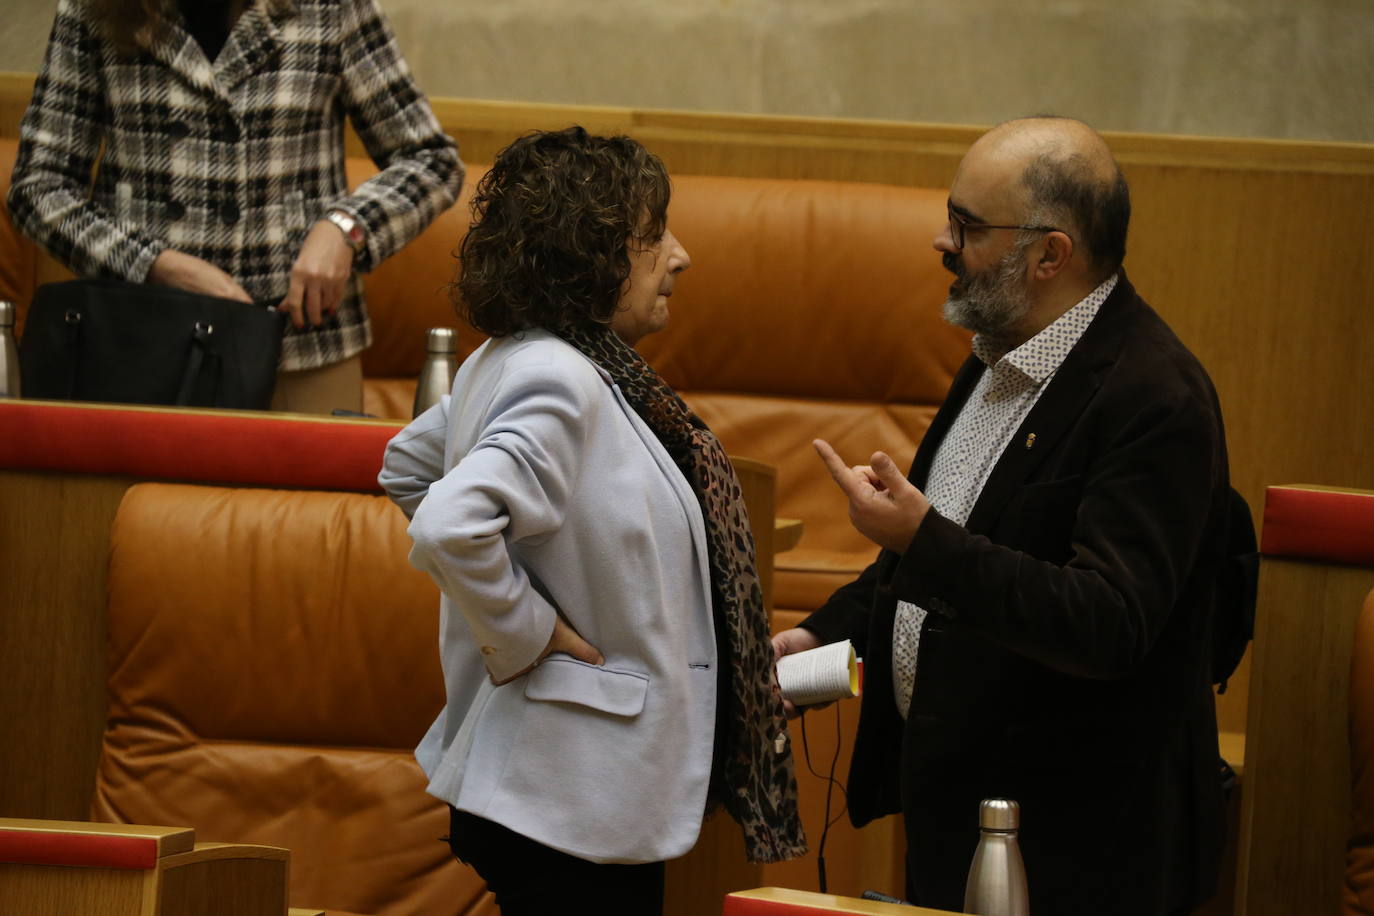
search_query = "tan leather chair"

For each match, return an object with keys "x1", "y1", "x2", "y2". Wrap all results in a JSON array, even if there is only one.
[
  {"x1": 83, "y1": 457, "x2": 787, "y2": 914},
  {"x1": 92, "y1": 481, "x2": 496, "y2": 916},
  {"x1": 1347, "y1": 586, "x2": 1374, "y2": 914}
]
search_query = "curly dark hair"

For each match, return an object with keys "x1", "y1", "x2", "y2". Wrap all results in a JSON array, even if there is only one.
[{"x1": 457, "y1": 126, "x2": 671, "y2": 338}]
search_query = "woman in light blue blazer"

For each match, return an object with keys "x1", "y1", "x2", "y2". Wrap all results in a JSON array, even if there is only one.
[{"x1": 379, "y1": 127, "x2": 806, "y2": 914}]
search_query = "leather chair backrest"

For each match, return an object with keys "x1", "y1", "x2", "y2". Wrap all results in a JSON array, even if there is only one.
[{"x1": 95, "y1": 481, "x2": 496, "y2": 916}]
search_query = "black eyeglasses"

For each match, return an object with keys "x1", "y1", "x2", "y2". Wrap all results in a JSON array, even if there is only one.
[{"x1": 947, "y1": 208, "x2": 1064, "y2": 250}]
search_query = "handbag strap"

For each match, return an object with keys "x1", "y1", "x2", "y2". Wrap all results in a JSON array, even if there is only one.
[{"x1": 175, "y1": 322, "x2": 218, "y2": 406}]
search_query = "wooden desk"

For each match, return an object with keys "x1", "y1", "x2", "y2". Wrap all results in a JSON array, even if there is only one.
[
  {"x1": 0, "y1": 819, "x2": 290, "y2": 916},
  {"x1": 725, "y1": 886, "x2": 960, "y2": 914}
]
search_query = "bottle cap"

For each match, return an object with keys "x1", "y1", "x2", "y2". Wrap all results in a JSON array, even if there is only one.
[
  {"x1": 0, "y1": 301, "x2": 13, "y2": 327},
  {"x1": 426, "y1": 327, "x2": 457, "y2": 353},
  {"x1": 979, "y1": 798, "x2": 1020, "y2": 831}
]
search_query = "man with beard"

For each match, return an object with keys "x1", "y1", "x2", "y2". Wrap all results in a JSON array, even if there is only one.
[{"x1": 774, "y1": 117, "x2": 1229, "y2": 915}]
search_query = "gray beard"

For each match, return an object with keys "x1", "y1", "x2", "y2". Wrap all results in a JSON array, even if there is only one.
[{"x1": 942, "y1": 247, "x2": 1034, "y2": 341}]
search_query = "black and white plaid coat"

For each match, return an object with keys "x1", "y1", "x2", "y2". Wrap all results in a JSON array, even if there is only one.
[{"x1": 8, "y1": 0, "x2": 463, "y2": 371}]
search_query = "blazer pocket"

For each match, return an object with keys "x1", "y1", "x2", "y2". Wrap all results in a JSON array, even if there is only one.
[
  {"x1": 523, "y1": 656, "x2": 649, "y2": 718},
  {"x1": 1010, "y1": 474, "x2": 1084, "y2": 511}
]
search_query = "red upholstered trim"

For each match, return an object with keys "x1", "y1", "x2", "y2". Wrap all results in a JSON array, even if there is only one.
[
  {"x1": 0, "y1": 401, "x2": 404, "y2": 491},
  {"x1": 0, "y1": 828, "x2": 158, "y2": 869},
  {"x1": 1261, "y1": 485, "x2": 1374, "y2": 566}
]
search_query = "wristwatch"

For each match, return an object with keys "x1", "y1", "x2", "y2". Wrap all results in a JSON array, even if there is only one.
[{"x1": 325, "y1": 210, "x2": 366, "y2": 253}]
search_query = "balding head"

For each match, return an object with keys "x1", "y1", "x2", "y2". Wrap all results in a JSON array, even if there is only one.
[
  {"x1": 975, "y1": 117, "x2": 1115, "y2": 172},
  {"x1": 965, "y1": 117, "x2": 1130, "y2": 277}
]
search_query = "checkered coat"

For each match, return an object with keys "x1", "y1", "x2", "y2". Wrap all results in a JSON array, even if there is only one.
[{"x1": 8, "y1": 0, "x2": 463, "y2": 371}]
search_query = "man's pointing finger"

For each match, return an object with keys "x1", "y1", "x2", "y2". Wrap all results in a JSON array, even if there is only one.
[{"x1": 814, "y1": 439, "x2": 864, "y2": 498}]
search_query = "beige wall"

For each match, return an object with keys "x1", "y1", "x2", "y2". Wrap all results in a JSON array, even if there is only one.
[{"x1": 5, "y1": 0, "x2": 1373, "y2": 143}]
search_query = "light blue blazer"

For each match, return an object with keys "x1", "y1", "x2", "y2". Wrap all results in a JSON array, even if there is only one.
[{"x1": 379, "y1": 330, "x2": 718, "y2": 864}]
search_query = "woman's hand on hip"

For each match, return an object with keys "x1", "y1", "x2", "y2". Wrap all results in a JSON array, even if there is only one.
[
  {"x1": 148, "y1": 249, "x2": 253, "y2": 302},
  {"x1": 279, "y1": 219, "x2": 354, "y2": 329},
  {"x1": 488, "y1": 616, "x2": 605, "y2": 686}
]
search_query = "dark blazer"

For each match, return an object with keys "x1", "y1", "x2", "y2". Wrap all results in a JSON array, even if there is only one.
[{"x1": 803, "y1": 274, "x2": 1227, "y2": 915}]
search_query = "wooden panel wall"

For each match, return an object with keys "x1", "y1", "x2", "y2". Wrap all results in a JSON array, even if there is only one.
[{"x1": 4, "y1": 68, "x2": 1372, "y2": 760}]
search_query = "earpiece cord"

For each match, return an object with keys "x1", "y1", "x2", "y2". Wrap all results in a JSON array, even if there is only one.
[{"x1": 799, "y1": 703, "x2": 848, "y2": 894}]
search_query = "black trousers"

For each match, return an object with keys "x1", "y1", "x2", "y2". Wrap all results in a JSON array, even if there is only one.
[{"x1": 446, "y1": 807, "x2": 665, "y2": 916}]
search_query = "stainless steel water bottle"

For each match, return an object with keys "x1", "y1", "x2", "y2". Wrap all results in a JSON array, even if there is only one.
[
  {"x1": 0, "y1": 301, "x2": 20, "y2": 399},
  {"x1": 963, "y1": 798, "x2": 1029, "y2": 916},
  {"x1": 412, "y1": 327, "x2": 458, "y2": 418}
]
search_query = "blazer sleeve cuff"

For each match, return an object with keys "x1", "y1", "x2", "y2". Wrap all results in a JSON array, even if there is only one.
[
  {"x1": 881, "y1": 508, "x2": 966, "y2": 618},
  {"x1": 797, "y1": 608, "x2": 855, "y2": 646},
  {"x1": 471, "y1": 597, "x2": 558, "y2": 684}
]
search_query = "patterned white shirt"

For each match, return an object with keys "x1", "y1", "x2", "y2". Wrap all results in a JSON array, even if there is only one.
[{"x1": 892, "y1": 273, "x2": 1118, "y2": 717}]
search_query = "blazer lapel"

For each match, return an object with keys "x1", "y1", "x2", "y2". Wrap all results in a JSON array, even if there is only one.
[
  {"x1": 963, "y1": 276, "x2": 1138, "y2": 535},
  {"x1": 963, "y1": 350, "x2": 1108, "y2": 534},
  {"x1": 877, "y1": 354, "x2": 986, "y2": 583},
  {"x1": 140, "y1": 17, "x2": 220, "y2": 98},
  {"x1": 215, "y1": 3, "x2": 288, "y2": 95}
]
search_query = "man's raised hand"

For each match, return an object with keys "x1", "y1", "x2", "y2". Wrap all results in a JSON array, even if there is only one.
[{"x1": 813, "y1": 438, "x2": 931, "y2": 555}]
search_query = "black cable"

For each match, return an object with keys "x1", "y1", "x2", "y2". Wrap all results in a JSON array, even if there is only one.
[{"x1": 799, "y1": 703, "x2": 848, "y2": 894}]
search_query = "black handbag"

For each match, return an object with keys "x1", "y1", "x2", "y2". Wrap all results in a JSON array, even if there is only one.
[{"x1": 20, "y1": 278, "x2": 287, "y2": 410}]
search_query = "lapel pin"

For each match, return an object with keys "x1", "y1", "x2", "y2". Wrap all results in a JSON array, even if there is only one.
[{"x1": 1025, "y1": 433, "x2": 1036, "y2": 449}]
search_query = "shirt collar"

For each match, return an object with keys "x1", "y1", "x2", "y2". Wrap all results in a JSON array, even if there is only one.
[{"x1": 972, "y1": 272, "x2": 1119, "y2": 383}]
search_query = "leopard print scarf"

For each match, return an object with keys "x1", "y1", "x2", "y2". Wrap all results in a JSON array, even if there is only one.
[{"x1": 558, "y1": 323, "x2": 807, "y2": 865}]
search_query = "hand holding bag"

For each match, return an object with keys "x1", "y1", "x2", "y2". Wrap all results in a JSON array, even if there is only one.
[{"x1": 20, "y1": 278, "x2": 288, "y2": 410}]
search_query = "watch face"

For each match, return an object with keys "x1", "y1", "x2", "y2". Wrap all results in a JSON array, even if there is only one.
[{"x1": 329, "y1": 212, "x2": 364, "y2": 249}]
